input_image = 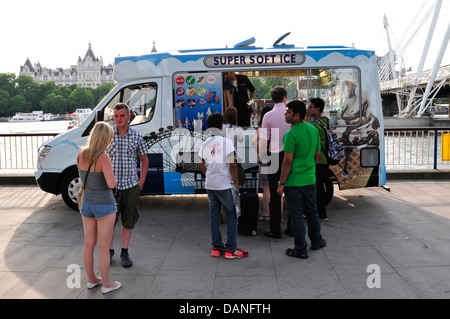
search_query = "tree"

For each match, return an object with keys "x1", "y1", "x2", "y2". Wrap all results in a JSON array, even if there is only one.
[
  {"x1": 38, "y1": 82, "x2": 57, "y2": 106},
  {"x1": 15, "y1": 74, "x2": 39, "y2": 110},
  {"x1": 93, "y1": 82, "x2": 115, "y2": 105},
  {"x1": 0, "y1": 73, "x2": 16, "y2": 97},
  {"x1": 40, "y1": 93, "x2": 68, "y2": 114},
  {"x1": 250, "y1": 78, "x2": 271, "y2": 100},
  {"x1": 56, "y1": 86, "x2": 72, "y2": 100},
  {"x1": 0, "y1": 73, "x2": 115, "y2": 116},
  {"x1": 68, "y1": 87, "x2": 94, "y2": 113},
  {"x1": 9, "y1": 95, "x2": 31, "y2": 114},
  {"x1": 0, "y1": 89, "x2": 11, "y2": 116}
]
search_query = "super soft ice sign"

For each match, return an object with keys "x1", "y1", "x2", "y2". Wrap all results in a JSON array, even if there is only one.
[{"x1": 204, "y1": 52, "x2": 306, "y2": 68}]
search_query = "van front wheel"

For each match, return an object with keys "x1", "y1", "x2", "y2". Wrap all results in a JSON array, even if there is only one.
[{"x1": 61, "y1": 170, "x2": 81, "y2": 211}]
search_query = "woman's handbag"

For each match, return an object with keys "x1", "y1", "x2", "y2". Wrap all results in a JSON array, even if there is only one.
[{"x1": 78, "y1": 161, "x2": 93, "y2": 211}]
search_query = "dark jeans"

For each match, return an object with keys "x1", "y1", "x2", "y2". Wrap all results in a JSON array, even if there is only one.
[
  {"x1": 316, "y1": 164, "x2": 329, "y2": 219},
  {"x1": 268, "y1": 152, "x2": 284, "y2": 235},
  {"x1": 284, "y1": 185, "x2": 323, "y2": 254}
]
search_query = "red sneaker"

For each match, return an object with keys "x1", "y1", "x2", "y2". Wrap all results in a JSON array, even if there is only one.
[
  {"x1": 225, "y1": 248, "x2": 249, "y2": 260},
  {"x1": 211, "y1": 247, "x2": 225, "y2": 257}
]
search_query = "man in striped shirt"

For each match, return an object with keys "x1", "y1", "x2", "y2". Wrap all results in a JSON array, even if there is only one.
[{"x1": 107, "y1": 103, "x2": 148, "y2": 267}]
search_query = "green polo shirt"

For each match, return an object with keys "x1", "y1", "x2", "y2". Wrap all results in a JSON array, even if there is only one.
[{"x1": 282, "y1": 121, "x2": 320, "y2": 187}]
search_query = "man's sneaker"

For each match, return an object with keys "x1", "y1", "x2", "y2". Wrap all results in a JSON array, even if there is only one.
[
  {"x1": 211, "y1": 247, "x2": 225, "y2": 257},
  {"x1": 225, "y1": 248, "x2": 249, "y2": 260},
  {"x1": 120, "y1": 249, "x2": 133, "y2": 268},
  {"x1": 310, "y1": 239, "x2": 327, "y2": 250}
]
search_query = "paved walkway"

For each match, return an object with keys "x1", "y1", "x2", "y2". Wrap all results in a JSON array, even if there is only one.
[{"x1": 0, "y1": 179, "x2": 449, "y2": 299}]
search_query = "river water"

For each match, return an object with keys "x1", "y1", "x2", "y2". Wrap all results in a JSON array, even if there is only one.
[
  {"x1": 0, "y1": 120, "x2": 71, "y2": 134},
  {"x1": 0, "y1": 120, "x2": 71, "y2": 173}
]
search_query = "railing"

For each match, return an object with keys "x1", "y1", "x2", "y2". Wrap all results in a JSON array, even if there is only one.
[
  {"x1": 0, "y1": 133, "x2": 58, "y2": 171},
  {"x1": 1, "y1": 128, "x2": 450, "y2": 173},
  {"x1": 384, "y1": 127, "x2": 450, "y2": 170}
]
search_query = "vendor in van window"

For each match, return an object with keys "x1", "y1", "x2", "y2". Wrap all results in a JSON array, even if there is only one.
[{"x1": 226, "y1": 72, "x2": 255, "y2": 127}]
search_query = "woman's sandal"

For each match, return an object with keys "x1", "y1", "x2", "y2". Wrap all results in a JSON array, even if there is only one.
[{"x1": 286, "y1": 248, "x2": 308, "y2": 259}]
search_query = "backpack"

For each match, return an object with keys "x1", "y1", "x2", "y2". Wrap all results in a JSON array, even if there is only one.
[{"x1": 314, "y1": 119, "x2": 344, "y2": 166}]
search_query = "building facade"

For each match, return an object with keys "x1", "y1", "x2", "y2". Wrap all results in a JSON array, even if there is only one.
[{"x1": 20, "y1": 43, "x2": 114, "y2": 88}]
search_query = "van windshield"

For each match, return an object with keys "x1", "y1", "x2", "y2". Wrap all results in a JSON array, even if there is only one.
[{"x1": 103, "y1": 82, "x2": 157, "y2": 127}]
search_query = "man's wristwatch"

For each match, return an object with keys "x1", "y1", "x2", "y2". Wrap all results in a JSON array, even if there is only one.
[{"x1": 278, "y1": 181, "x2": 284, "y2": 186}]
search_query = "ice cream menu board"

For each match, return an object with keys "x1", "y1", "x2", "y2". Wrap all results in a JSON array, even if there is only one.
[{"x1": 174, "y1": 72, "x2": 223, "y2": 130}]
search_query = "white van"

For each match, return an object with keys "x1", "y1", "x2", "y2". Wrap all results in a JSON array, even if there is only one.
[{"x1": 35, "y1": 37, "x2": 386, "y2": 210}]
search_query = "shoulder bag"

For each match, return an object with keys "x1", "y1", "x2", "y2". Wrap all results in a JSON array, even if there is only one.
[{"x1": 78, "y1": 161, "x2": 93, "y2": 211}]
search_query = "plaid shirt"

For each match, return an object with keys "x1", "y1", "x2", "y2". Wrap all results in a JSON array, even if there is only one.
[{"x1": 107, "y1": 126, "x2": 148, "y2": 190}]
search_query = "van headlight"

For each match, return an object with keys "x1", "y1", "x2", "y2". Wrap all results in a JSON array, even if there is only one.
[{"x1": 38, "y1": 145, "x2": 52, "y2": 163}]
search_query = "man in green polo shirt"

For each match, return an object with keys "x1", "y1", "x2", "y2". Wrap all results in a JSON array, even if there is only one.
[{"x1": 277, "y1": 100, "x2": 326, "y2": 259}]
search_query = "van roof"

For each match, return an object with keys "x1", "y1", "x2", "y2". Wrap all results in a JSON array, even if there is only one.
[{"x1": 113, "y1": 45, "x2": 375, "y2": 83}]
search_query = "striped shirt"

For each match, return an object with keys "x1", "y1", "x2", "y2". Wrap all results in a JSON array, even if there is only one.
[{"x1": 107, "y1": 126, "x2": 148, "y2": 190}]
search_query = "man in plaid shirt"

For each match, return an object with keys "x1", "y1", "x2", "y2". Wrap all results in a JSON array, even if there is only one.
[{"x1": 107, "y1": 103, "x2": 148, "y2": 267}]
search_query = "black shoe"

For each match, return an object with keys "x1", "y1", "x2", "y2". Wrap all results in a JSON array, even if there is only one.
[
  {"x1": 263, "y1": 231, "x2": 281, "y2": 239},
  {"x1": 109, "y1": 249, "x2": 114, "y2": 264},
  {"x1": 120, "y1": 249, "x2": 133, "y2": 268},
  {"x1": 311, "y1": 239, "x2": 326, "y2": 250},
  {"x1": 286, "y1": 248, "x2": 308, "y2": 259}
]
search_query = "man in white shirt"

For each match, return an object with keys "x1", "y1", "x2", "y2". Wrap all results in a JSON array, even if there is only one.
[{"x1": 198, "y1": 113, "x2": 249, "y2": 260}]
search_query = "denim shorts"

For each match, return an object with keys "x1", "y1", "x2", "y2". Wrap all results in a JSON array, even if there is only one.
[{"x1": 80, "y1": 203, "x2": 116, "y2": 219}]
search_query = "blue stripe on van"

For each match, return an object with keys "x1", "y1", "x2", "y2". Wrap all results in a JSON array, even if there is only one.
[
  {"x1": 163, "y1": 172, "x2": 195, "y2": 194},
  {"x1": 115, "y1": 49, "x2": 374, "y2": 67}
]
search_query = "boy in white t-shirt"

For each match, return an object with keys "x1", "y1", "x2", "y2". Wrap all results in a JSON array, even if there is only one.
[{"x1": 198, "y1": 113, "x2": 249, "y2": 260}]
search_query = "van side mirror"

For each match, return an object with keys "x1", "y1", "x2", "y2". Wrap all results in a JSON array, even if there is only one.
[{"x1": 95, "y1": 109, "x2": 104, "y2": 122}]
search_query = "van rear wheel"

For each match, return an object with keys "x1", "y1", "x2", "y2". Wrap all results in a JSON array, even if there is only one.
[{"x1": 61, "y1": 170, "x2": 81, "y2": 211}]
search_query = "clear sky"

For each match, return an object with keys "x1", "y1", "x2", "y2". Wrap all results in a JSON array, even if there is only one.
[{"x1": 1, "y1": 0, "x2": 448, "y2": 75}]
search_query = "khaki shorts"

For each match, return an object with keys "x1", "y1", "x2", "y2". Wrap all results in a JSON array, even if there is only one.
[{"x1": 115, "y1": 184, "x2": 140, "y2": 229}]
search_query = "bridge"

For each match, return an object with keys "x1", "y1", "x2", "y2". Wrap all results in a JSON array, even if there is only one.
[
  {"x1": 380, "y1": 65, "x2": 450, "y2": 116},
  {"x1": 381, "y1": 65, "x2": 450, "y2": 93},
  {"x1": 378, "y1": 0, "x2": 449, "y2": 117}
]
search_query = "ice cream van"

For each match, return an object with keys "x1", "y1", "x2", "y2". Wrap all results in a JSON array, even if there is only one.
[{"x1": 35, "y1": 35, "x2": 386, "y2": 210}]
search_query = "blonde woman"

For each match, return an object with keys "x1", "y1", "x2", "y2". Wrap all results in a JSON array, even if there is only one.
[{"x1": 77, "y1": 121, "x2": 121, "y2": 294}]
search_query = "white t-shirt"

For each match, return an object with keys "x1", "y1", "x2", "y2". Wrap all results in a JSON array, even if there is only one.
[{"x1": 198, "y1": 135, "x2": 235, "y2": 190}]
